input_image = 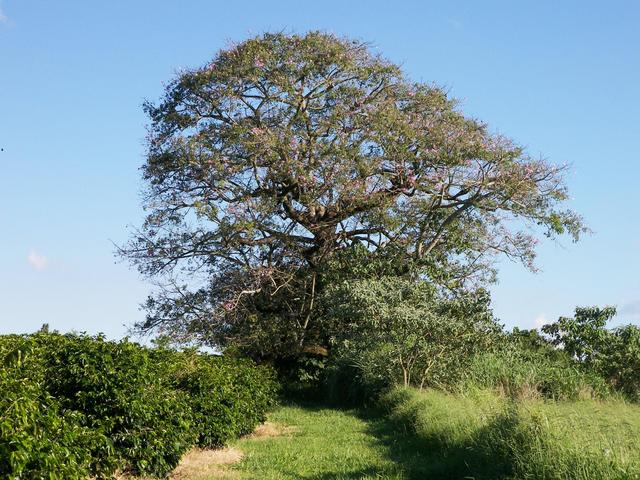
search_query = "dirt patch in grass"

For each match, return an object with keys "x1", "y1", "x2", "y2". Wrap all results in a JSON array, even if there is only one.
[
  {"x1": 248, "y1": 421, "x2": 298, "y2": 439},
  {"x1": 170, "y1": 447, "x2": 243, "y2": 480},
  {"x1": 121, "y1": 421, "x2": 295, "y2": 479}
]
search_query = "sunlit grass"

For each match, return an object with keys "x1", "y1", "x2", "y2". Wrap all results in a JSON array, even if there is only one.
[
  {"x1": 383, "y1": 387, "x2": 640, "y2": 479},
  {"x1": 176, "y1": 391, "x2": 640, "y2": 479},
  {"x1": 228, "y1": 404, "x2": 405, "y2": 479}
]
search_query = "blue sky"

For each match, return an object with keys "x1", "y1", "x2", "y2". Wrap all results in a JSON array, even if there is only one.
[{"x1": 1, "y1": 1, "x2": 638, "y2": 338}]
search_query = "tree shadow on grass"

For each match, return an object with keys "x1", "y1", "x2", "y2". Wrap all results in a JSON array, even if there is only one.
[
  {"x1": 354, "y1": 405, "x2": 519, "y2": 480},
  {"x1": 271, "y1": 399, "x2": 406, "y2": 479},
  {"x1": 275, "y1": 398, "x2": 520, "y2": 479},
  {"x1": 291, "y1": 466, "x2": 398, "y2": 480}
]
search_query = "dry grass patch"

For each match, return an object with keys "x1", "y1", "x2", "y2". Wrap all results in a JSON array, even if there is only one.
[
  {"x1": 248, "y1": 421, "x2": 297, "y2": 439},
  {"x1": 119, "y1": 421, "x2": 294, "y2": 480},
  {"x1": 169, "y1": 447, "x2": 243, "y2": 480}
]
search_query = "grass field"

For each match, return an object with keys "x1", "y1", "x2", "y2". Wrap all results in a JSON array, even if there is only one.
[
  {"x1": 171, "y1": 402, "x2": 431, "y2": 479},
  {"x1": 168, "y1": 389, "x2": 640, "y2": 479},
  {"x1": 381, "y1": 387, "x2": 640, "y2": 479}
]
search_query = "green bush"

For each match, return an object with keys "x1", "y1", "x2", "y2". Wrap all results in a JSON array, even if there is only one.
[
  {"x1": 0, "y1": 336, "x2": 107, "y2": 480},
  {"x1": 321, "y1": 277, "x2": 500, "y2": 404},
  {"x1": 324, "y1": 341, "x2": 397, "y2": 406},
  {"x1": 320, "y1": 280, "x2": 616, "y2": 406},
  {"x1": 274, "y1": 354, "x2": 328, "y2": 401},
  {"x1": 39, "y1": 333, "x2": 195, "y2": 477},
  {"x1": 0, "y1": 332, "x2": 279, "y2": 478},
  {"x1": 151, "y1": 349, "x2": 279, "y2": 448},
  {"x1": 229, "y1": 357, "x2": 279, "y2": 435}
]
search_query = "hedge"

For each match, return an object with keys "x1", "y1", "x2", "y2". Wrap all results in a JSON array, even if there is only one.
[{"x1": 0, "y1": 333, "x2": 278, "y2": 479}]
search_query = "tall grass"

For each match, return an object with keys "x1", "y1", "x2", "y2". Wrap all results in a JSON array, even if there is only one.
[
  {"x1": 458, "y1": 350, "x2": 611, "y2": 401},
  {"x1": 382, "y1": 387, "x2": 640, "y2": 479}
]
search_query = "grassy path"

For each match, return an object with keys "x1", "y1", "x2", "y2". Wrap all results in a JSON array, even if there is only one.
[
  {"x1": 224, "y1": 404, "x2": 411, "y2": 480},
  {"x1": 172, "y1": 390, "x2": 640, "y2": 480}
]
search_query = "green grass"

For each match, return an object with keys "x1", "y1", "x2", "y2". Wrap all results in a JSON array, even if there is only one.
[
  {"x1": 381, "y1": 387, "x2": 640, "y2": 479},
  {"x1": 228, "y1": 403, "x2": 407, "y2": 479},
  {"x1": 516, "y1": 398, "x2": 640, "y2": 478},
  {"x1": 200, "y1": 390, "x2": 640, "y2": 479}
]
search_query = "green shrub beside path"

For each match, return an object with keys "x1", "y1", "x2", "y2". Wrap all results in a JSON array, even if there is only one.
[{"x1": 0, "y1": 333, "x2": 278, "y2": 479}]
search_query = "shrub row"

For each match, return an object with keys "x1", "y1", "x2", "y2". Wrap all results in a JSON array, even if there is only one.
[{"x1": 0, "y1": 333, "x2": 278, "y2": 479}]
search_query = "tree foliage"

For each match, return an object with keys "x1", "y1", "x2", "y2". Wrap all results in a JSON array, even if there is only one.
[
  {"x1": 543, "y1": 307, "x2": 640, "y2": 399},
  {"x1": 121, "y1": 32, "x2": 584, "y2": 354},
  {"x1": 542, "y1": 306, "x2": 617, "y2": 365},
  {"x1": 323, "y1": 277, "x2": 500, "y2": 392}
]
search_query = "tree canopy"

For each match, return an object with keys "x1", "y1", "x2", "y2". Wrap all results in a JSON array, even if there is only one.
[{"x1": 121, "y1": 32, "x2": 584, "y2": 355}]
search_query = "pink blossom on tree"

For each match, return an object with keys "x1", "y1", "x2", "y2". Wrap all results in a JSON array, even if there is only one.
[{"x1": 122, "y1": 32, "x2": 586, "y2": 353}]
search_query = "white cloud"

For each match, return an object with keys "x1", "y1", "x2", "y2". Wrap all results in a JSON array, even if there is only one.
[
  {"x1": 447, "y1": 18, "x2": 463, "y2": 29},
  {"x1": 27, "y1": 250, "x2": 48, "y2": 271},
  {"x1": 533, "y1": 313, "x2": 548, "y2": 329},
  {"x1": 0, "y1": 6, "x2": 7, "y2": 23}
]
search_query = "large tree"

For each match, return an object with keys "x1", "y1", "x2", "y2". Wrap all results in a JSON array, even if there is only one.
[{"x1": 122, "y1": 32, "x2": 584, "y2": 356}]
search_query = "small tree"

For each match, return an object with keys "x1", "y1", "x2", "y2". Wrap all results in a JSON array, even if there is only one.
[
  {"x1": 543, "y1": 307, "x2": 640, "y2": 399},
  {"x1": 606, "y1": 325, "x2": 640, "y2": 399},
  {"x1": 323, "y1": 277, "x2": 499, "y2": 389},
  {"x1": 542, "y1": 306, "x2": 617, "y2": 366},
  {"x1": 121, "y1": 32, "x2": 584, "y2": 356}
]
